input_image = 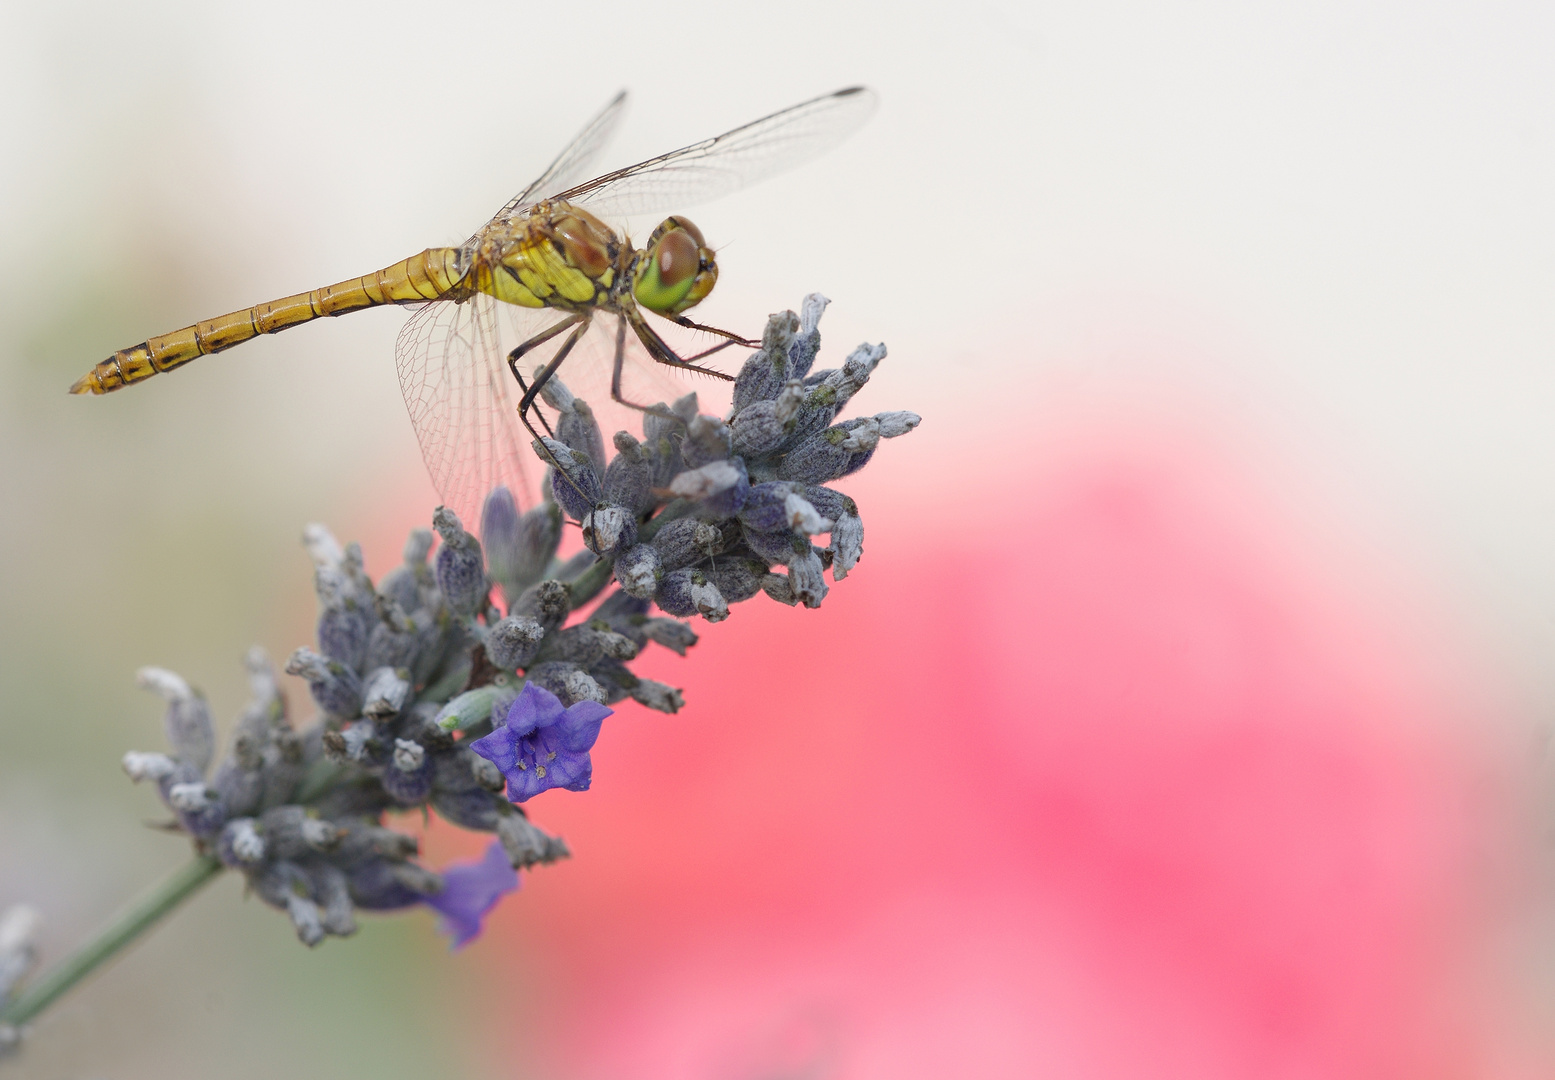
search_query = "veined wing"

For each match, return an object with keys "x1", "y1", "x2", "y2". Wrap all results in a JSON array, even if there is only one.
[
  {"x1": 395, "y1": 296, "x2": 730, "y2": 522},
  {"x1": 396, "y1": 295, "x2": 534, "y2": 526},
  {"x1": 464, "y1": 90, "x2": 631, "y2": 246},
  {"x1": 551, "y1": 86, "x2": 877, "y2": 220}
]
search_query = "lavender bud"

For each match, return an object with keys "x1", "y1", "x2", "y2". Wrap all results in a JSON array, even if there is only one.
[
  {"x1": 642, "y1": 400, "x2": 687, "y2": 447},
  {"x1": 761, "y1": 572, "x2": 798, "y2": 606},
  {"x1": 602, "y1": 432, "x2": 655, "y2": 516},
  {"x1": 732, "y1": 308, "x2": 801, "y2": 412},
  {"x1": 340, "y1": 541, "x2": 375, "y2": 598},
  {"x1": 379, "y1": 529, "x2": 433, "y2": 613},
  {"x1": 537, "y1": 369, "x2": 577, "y2": 412},
  {"x1": 310, "y1": 864, "x2": 357, "y2": 938},
  {"x1": 671, "y1": 393, "x2": 699, "y2": 423},
  {"x1": 216, "y1": 818, "x2": 266, "y2": 868},
  {"x1": 334, "y1": 720, "x2": 384, "y2": 766},
  {"x1": 433, "y1": 507, "x2": 488, "y2": 617},
  {"x1": 655, "y1": 569, "x2": 730, "y2": 623},
  {"x1": 471, "y1": 755, "x2": 505, "y2": 792},
  {"x1": 774, "y1": 378, "x2": 806, "y2": 423},
  {"x1": 738, "y1": 483, "x2": 801, "y2": 534},
  {"x1": 136, "y1": 667, "x2": 214, "y2": 774},
  {"x1": 288, "y1": 896, "x2": 325, "y2": 947},
  {"x1": 302, "y1": 524, "x2": 344, "y2": 570},
  {"x1": 390, "y1": 862, "x2": 445, "y2": 897},
  {"x1": 361, "y1": 666, "x2": 410, "y2": 720},
  {"x1": 775, "y1": 420, "x2": 874, "y2": 484},
  {"x1": 485, "y1": 490, "x2": 564, "y2": 602},
  {"x1": 613, "y1": 544, "x2": 662, "y2": 599},
  {"x1": 511, "y1": 579, "x2": 571, "y2": 635},
  {"x1": 784, "y1": 492, "x2": 833, "y2": 535},
  {"x1": 829, "y1": 342, "x2": 887, "y2": 410},
  {"x1": 557, "y1": 398, "x2": 606, "y2": 479},
  {"x1": 642, "y1": 618, "x2": 698, "y2": 655},
  {"x1": 742, "y1": 524, "x2": 807, "y2": 565},
  {"x1": 788, "y1": 293, "x2": 829, "y2": 379},
  {"x1": 876, "y1": 410, "x2": 921, "y2": 438},
  {"x1": 539, "y1": 438, "x2": 602, "y2": 520},
  {"x1": 669, "y1": 459, "x2": 743, "y2": 501},
  {"x1": 430, "y1": 787, "x2": 502, "y2": 831},
  {"x1": 364, "y1": 600, "x2": 419, "y2": 672},
  {"x1": 831, "y1": 508, "x2": 864, "y2": 579},
  {"x1": 706, "y1": 556, "x2": 767, "y2": 603},
  {"x1": 165, "y1": 779, "x2": 226, "y2": 838},
  {"x1": 730, "y1": 398, "x2": 790, "y2": 457},
  {"x1": 681, "y1": 415, "x2": 732, "y2": 469},
  {"x1": 496, "y1": 810, "x2": 571, "y2": 869},
  {"x1": 525, "y1": 661, "x2": 608, "y2": 706},
  {"x1": 485, "y1": 616, "x2": 546, "y2": 670},
  {"x1": 582, "y1": 505, "x2": 637, "y2": 558},
  {"x1": 392, "y1": 738, "x2": 425, "y2": 772},
  {"x1": 629, "y1": 680, "x2": 684, "y2": 714},
  {"x1": 480, "y1": 484, "x2": 520, "y2": 576},
  {"x1": 285, "y1": 647, "x2": 363, "y2": 718},
  {"x1": 314, "y1": 568, "x2": 371, "y2": 673},
  {"x1": 346, "y1": 860, "x2": 424, "y2": 911},
  {"x1": 260, "y1": 806, "x2": 344, "y2": 859},
  {"x1": 382, "y1": 746, "x2": 434, "y2": 806},
  {"x1": 254, "y1": 863, "x2": 325, "y2": 946},
  {"x1": 652, "y1": 518, "x2": 723, "y2": 572},
  {"x1": 122, "y1": 751, "x2": 176, "y2": 783},
  {"x1": 787, "y1": 546, "x2": 830, "y2": 609},
  {"x1": 594, "y1": 628, "x2": 639, "y2": 660},
  {"x1": 701, "y1": 456, "x2": 750, "y2": 518}
]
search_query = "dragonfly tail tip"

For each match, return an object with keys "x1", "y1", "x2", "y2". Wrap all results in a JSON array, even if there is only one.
[{"x1": 67, "y1": 371, "x2": 103, "y2": 395}]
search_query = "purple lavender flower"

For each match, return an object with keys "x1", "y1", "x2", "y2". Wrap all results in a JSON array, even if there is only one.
[
  {"x1": 423, "y1": 841, "x2": 518, "y2": 949},
  {"x1": 469, "y1": 683, "x2": 610, "y2": 802}
]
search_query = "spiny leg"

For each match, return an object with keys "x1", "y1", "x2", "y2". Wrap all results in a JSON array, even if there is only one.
[
  {"x1": 668, "y1": 314, "x2": 759, "y2": 348},
  {"x1": 629, "y1": 309, "x2": 737, "y2": 382},
  {"x1": 506, "y1": 313, "x2": 582, "y2": 440},
  {"x1": 609, "y1": 315, "x2": 679, "y2": 421},
  {"x1": 517, "y1": 316, "x2": 595, "y2": 509}
]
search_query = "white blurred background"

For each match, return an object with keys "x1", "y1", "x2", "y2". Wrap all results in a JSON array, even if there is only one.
[{"x1": 3, "y1": 1, "x2": 1554, "y2": 1075}]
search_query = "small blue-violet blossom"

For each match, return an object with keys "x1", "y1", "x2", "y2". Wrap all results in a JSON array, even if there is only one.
[
  {"x1": 470, "y1": 683, "x2": 610, "y2": 802},
  {"x1": 423, "y1": 841, "x2": 519, "y2": 949}
]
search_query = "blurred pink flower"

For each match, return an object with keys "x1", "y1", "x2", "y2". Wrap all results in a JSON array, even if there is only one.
[{"x1": 445, "y1": 420, "x2": 1544, "y2": 1079}]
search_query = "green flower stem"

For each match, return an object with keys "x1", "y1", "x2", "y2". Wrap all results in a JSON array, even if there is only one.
[
  {"x1": 567, "y1": 557, "x2": 613, "y2": 609},
  {"x1": 0, "y1": 853, "x2": 222, "y2": 1029}
]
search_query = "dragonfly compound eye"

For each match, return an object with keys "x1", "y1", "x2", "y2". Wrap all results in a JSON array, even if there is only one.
[{"x1": 633, "y1": 218, "x2": 718, "y2": 314}]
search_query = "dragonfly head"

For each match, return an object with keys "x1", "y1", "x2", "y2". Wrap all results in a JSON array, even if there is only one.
[{"x1": 632, "y1": 217, "x2": 717, "y2": 315}]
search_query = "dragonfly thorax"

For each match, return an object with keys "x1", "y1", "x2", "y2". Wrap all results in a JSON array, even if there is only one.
[{"x1": 470, "y1": 202, "x2": 626, "y2": 313}]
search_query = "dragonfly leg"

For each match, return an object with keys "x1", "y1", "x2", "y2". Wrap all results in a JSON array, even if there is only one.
[
  {"x1": 607, "y1": 316, "x2": 680, "y2": 421},
  {"x1": 669, "y1": 314, "x2": 759, "y2": 348},
  {"x1": 628, "y1": 309, "x2": 737, "y2": 382},
  {"x1": 507, "y1": 314, "x2": 582, "y2": 440},
  {"x1": 517, "y1": 315, "x2": 597, "y2": 509}
]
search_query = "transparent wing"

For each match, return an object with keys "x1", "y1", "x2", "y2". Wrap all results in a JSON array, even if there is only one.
[
  {"x1": 395, "y1": 297, "x2": 735, "y2": 523},
  {"x1": 395, "y1": 296, "x2": 534, "y2": 526},
  {"x1": 551, "y1": 86, "x2": 877, "y2": 220},
  {"x1": 464, "y1": 90, "x2": 630, "y2": 246},
  {"x1": 529, "y1": 312, "x2": 739, "y2": 444}
]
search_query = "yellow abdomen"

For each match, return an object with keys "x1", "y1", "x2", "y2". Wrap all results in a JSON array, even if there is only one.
[{"x1": 69, "y1": 248, "x2": 465, "y2": 395}]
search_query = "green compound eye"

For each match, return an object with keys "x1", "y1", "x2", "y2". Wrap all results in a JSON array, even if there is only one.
[{"x1": 634, "y1": 219, "x2": 717, "y2": 314}]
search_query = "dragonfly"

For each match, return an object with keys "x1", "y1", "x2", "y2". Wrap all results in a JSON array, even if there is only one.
[{"x1": 68, "y1": 86, "x2": 877, "y2": 524}]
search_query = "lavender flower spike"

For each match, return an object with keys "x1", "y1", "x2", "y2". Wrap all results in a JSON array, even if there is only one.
[
  {"x1": 469, "y1": 683, "x2": 610, "y2": 802},
  {"x1": 423, "y1": 840, "x2": 519, "y2": 949}
]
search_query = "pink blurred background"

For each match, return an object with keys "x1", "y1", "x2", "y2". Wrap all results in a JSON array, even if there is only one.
[
  {"x1": 411, "y1": 389, "x2": 1555, "y2": 1079},
  {"x1": 6, "y1": 2, "x2": 1555, "y2": 1077}
]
